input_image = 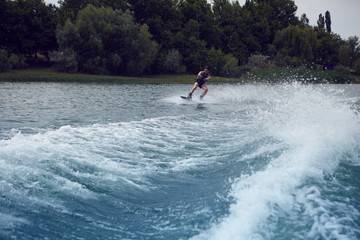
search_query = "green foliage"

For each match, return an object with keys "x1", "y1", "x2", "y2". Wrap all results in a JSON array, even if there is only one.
[
  {"x1": 274, "y1": 25, "x2": 317, "y2": 66},
  {"x1": 337, "y1": 36, "x2": 360, "y2": 69},
  {"x1": 58, "y1": 0, "x2": 128, "y2": 24},
  {"x1": 245, "y1": 54, "x2": 273, "y2": 71},
  {"x1": 0, "y1": 0, "x2": 57, "y2": 58},
  {"x1": 347, "y1": 36, "x2": 360, "y2": 68},
  {"x1": 299, "y1": 14, "x2": 309, "y2": 28},
  {"x1": 204, "y1": 47, "x2": 226, "y2": 76},
  {"x1": 56, "y1": 20, "x2": 80, "y2": 50},
  {"x1": 127, "y1": 24, "x2": 158, "y2": 75},
  {"x1": 0, "y1": 48, "x2": 28, "y2": 71},
  {"x1": 273, "y1": 25, "x2": 341, "y2": 67},
  {"x1": 56, "y1": 5, "x2": 158, "y2": 75},
  {"x1": 274, "y1": 54, "x2": 302, "y2": 68},
  {"x1": 0, "y1": 49, "x2": 7, "y2": 71},
  {"x1": 243, "y1": 66, "x2": 356, "y2": 84},
  {"x1": 338, "y1": 43, "x2": 351, "y2": 67},
  {"x1": 355, "y1": 59, "x2": 360, "y2": 74},
  {"x1": 334, "y1": 65, "x2": 350, "y2": 74},
  {"x1": 315, "y1": 30, "x2": 341, "y2": 65},
  {"x1": 317, "y1": 14, "x2": 325, "y2": 29},
  {"x1": 164, "y1": 49, "x2": 184, "y2": 73},
  {"x1": 325, "y1": 11, "x2": 331, "y2": 33},
  {"x1": 220, "y1": 54, "x2": 242, "y2": 78},
  {"x1": 8, "y1": 54, "x2": 28, "y2": 69},
  {"x1": 50, "y1": 49, "x2": 78, "y2": 73},
  {"x1": 0, "y1": 0, "x2": 357, "y2": 77}
]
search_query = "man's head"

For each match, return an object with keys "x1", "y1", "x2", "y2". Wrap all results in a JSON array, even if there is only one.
[{"x1": 204, "y1": 66, "x2": 210, "y2": 73}]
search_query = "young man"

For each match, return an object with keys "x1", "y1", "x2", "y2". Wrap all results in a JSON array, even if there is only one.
[{"x1": 187, "y1": 66, "x2": 211, "y2": 100}]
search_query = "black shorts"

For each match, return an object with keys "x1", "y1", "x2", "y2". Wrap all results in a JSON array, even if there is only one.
[{"x1": 196, "y1": 78, "x2": 206, "y2": 88}]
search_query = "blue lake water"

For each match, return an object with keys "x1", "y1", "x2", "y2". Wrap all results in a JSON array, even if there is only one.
[{"x1": 0, "y1": 82, "x2": 359, "y2": 239}]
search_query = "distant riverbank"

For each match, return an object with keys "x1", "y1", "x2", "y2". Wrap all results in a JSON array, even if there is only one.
[{"x1": 0, "y1": 67, "x2": 359, "y2": 84}]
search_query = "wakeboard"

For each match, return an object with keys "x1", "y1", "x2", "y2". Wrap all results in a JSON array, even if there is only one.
[{"x1": 180, "y1": 96, "x2": 191, "y2": 100}]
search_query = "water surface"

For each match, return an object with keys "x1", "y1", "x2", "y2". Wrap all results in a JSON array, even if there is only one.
[{"x1": 0, "y1": 82, "x2": 359, "y2": 239}]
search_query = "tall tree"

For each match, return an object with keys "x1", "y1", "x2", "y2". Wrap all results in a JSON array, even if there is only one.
[
  {"x1": 244, "y1": 0, "x2": 298, "y2": 56},
  {"x1": 56, "y1": 5, "x2": 158, "y2": 75},
  {"x1": 127, "y1": 0, "x2": 181, "y2": 60},
  {"x1": 317, "y1": 13, "x2": 325, "y2": 29},
  {"x1": 274, "y1": 25, "x2": 318, "y2": 66},
  {"x1": 212, "y1": 0, "x2": 241, "y2": 56},
  {"x1": 325, "y1": 10, "x2": 331, "y2": 33},
  {"x1": 347, "y1": 36, "x2": 360, "y2": 68},
  {"x1": 1, "y1": 0, "x2": 57, "y2": 59},
  {"x1": 300, "y1": 13, "x2": 309, "y2": 28},
  {"x1": 25, "y1": 0, "x2": 58, "y2": 59},
  {"x1": 316, "y1": 30, "x2": 341, "y2": 66},
  {"x1": 58, "y1": 0, "x2": 127, "y2": 24},
  {"x1": 261, "y1": 0, "x2": 298, "y2": 31},
  {"x1": 0, "y1": 0, "x2": 7, "y2": 48},
  {"x1": 338, "y1": 43, "x2": 351, "y2": 67},
  {"x1": 176, "y1": 0, "x2": 220, "y2": 72}
]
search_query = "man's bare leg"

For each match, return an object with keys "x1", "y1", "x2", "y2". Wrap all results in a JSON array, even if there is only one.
[
  {"x1": 200, "y1": 84, "x2": 208, "y2": 99},
  {"x1": 188, "y1": 82, "x2": 199, "y2": 99}
]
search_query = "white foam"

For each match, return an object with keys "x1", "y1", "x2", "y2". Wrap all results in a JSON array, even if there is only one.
[
  {"x1": 0, "y1": 113, "x2": 227, "y2": 209},
  {"x1": 192, "y1": 84, "x2": 360, "y2": 240},
  {"x1": 0, "y1": 213, "x2": 29, "y2": 230}
]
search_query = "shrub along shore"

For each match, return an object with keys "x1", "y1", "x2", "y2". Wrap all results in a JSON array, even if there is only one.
[{"x1": 0, "y1": 67, "x2": 359, "y2": 84}]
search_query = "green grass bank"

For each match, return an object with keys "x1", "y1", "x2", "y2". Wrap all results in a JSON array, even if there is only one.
[{"x1": 0, "y1": 67, "x2": 359, "y2": 84}]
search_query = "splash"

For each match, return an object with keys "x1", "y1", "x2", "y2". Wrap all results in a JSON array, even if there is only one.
[{"x1": 192, "y1": 84, "x2": 360, "y2": 240}]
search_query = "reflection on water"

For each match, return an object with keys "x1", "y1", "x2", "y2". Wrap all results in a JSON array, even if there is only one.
[{"x1": 196, "y1": 103, "x2": 207, "y2": 111}]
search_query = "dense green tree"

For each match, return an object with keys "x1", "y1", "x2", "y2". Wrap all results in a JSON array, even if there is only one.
[
  {"x1": 58, "y1": 0, "x2": 88, "y2": 23},
  {"x1": 0, "y1": 0, "x2": 355, "y2": 76},
  {"x1": 300, "y1": 13, "x2": 309, "y2": 28},
  {"x1": 127, "y1": 0, "x2": 182, "y2": 73},
  {"x1": 127, "y1": 24, "x2": 158, "y2": 75},
  {"x1": 176, "y1": 0, "x2": 220, "y2": 72},
  {"x1": 179, "y1": 0, "x2": 220, "y2": 48},
  {"x1": 56, "y1": 5, "x2": 158, "y2": 75},
  {"x1": 24, "y1": 0, "x2": 58, "y2": 59},
  {"x1": 255, "y1": 0, "x2": 298, "y2": 33},
  {"x1": 58, "y1": 0, "x2": 128, "y2": 24},
  {"x1": 213, "y1": 0, "x2": 233, "y2": 25},
  {"x1": 347, "y1": 36, "x2": 360, "y2": 68},
  {"x1": 0, "y1": 49, "x2": 7, "y2": 71},
  {"x1": 127, "y1": 0, "x2": 180, "y2": 46},
  {"x1": 212, "y1": 0, "x2": 298, "y2": 65},
  {"x1": 0, "y1": 0, "x2": 7, "y2": 48},
  {"x1": 220, "y1": 53, "x2": 242, "y2": 77},
  {"x1": 244, "y1": 54, "x2": 273, "y2": 71},
  {"x1": 315, "y1": 30, "x2": 341, "y2": 66},
  {"x1": 274, "y1": 25, "x2": 318, "y2": 66},
  {"x1": 0, "y1": 0, "x2": 57, "y2": 59},
  {"x1": 212, "y1": 0, "x2": 257, "y2": 63},
  {"x1": 338, "y1": 43, "x2": 351, "y2": 67},
  {"x1": 317, "y1": 13, "x2": 325, "y2": 29},
  {"x1": 325, "y1": 10, "x2": 331, "y2": 33},
  {"x1": 204, "y1": 47, "x2": 226, "y2": 75},
  {"x1": 0, "y1": 0, "x2": 26, "y2": 54},
  {"x1": 213, "y1": 0, "x2": 241, "y2": 58},
  {"x1": 164, "y1": 49, "x2": 185, "y2": 73}
]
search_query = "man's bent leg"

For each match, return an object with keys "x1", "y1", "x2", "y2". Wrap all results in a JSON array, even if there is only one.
[
  {"x1": 200, "y1": 84, "x2": 208, "y2": 100},
  {"x1": 190, "y1": 82, "x2": 199, "y2": 94},
  {"x1": 188, "y1": 82, "x2": 199, "y2": 99}
]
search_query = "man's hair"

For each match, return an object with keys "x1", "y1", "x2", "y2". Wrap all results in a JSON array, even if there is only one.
[{"x1": 204, "y1": 66, "x2": 210, "y2": 71}]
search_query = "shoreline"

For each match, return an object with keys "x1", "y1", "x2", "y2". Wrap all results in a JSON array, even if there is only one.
[{"x1": 0, "y1": 67, "x2": 359, "y2": 84}]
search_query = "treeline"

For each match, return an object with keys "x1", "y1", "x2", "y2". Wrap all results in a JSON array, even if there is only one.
[{"x1": 0, "y1": 0, "x2": 360, "y2": 76}]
